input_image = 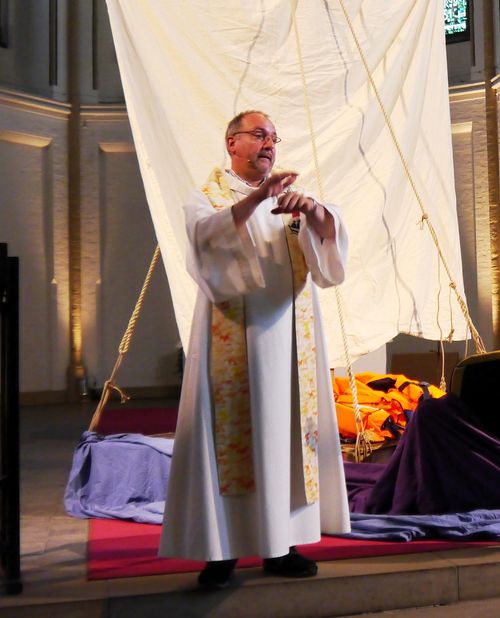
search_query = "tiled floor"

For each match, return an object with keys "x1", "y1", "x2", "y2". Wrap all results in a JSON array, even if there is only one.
[
  {"x1": 1, "y1": 399, "x2": 499, "y2": 617},
  {"x1": 17, "y1": 401, "x2": 96, "y2": 589}
]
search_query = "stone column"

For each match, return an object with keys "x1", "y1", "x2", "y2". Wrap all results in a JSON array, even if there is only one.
[
  {"x1": 483, "y1": 0, "x2": 500, "y2": 348},
  {"x1": 66, "y1": 0, "x2": 87, "y2": 399}
]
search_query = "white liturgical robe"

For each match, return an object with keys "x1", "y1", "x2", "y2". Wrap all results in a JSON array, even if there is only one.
[{"x1": 159, "y1": 171, "x2": 351, "y2": 561}]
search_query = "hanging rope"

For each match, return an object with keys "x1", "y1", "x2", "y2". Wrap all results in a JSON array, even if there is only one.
[
  {"x1": 435, "y1": 259, "x2": 448, "y2": 391},
  {"x1": 336, "y1": 0, "x2": 486, "y2": 356},
  {"x1": 88, "y1": 244, "x2": 162, "y2": 431},
  {"x1": 291, "y1": 2, "x2": 372, "y2": 462}
]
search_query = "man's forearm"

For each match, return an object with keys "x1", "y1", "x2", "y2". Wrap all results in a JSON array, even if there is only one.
[
  {"x1": 304, "y1": 201, "x2": 336, "y2": 240},
  {"x1": 231, "y1": 190, "x2": 264, "y2": 229},
  {"x1": 231, "y1": 171, "x2": 298, "y2": 229}
]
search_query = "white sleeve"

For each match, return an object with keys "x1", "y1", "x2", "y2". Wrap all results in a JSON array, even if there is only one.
[
  {"x1": 298, "y1": 203, "x2": 349, "y2": 288},
  {"x1": 183, "y1": 190, "x2": 265, "y2": 302}
]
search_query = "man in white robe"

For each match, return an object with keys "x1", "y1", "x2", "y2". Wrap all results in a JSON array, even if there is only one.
[{"x1": 159, "y1": 110, "x2": 351, "y2": 588}]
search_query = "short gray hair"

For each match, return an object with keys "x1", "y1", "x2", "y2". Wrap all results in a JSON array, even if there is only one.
[{"x1": 225, "y1": 110, "x2": 270, "y2": 140}]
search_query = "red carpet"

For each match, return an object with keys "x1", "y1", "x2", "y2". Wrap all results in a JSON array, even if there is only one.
[
  {"x1": 88, "y1": 407, "x2": 496, "y2": 580},
  {"x1": 95, "y1": 407, "x2": 178, "y2": 435},
  {"x1": 87, "y1": 518, "x2": 493, "y2": 580}
]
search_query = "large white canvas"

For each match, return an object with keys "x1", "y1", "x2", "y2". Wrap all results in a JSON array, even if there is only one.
[{"x1": 105, "y1": 0, "x2": 468, "y2": 366}]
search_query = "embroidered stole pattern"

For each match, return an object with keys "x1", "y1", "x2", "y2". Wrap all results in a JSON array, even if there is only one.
[
  {"x1": 201, "y1": 167, "x2": 319, "y2": 504},
  {"x1": 282, "y1": 213, "x2": 319, "y2": 505}
]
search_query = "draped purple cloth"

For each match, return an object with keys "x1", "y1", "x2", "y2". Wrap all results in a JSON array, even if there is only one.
[
  {"x1": 346, "y1": 393, "x2": 500, "y2": 515},
  {"x1": 64, "y1": 395, "x2": 500, "y2": 539},
  {"x1": 64, "y1": 432, "x2": 173, "y2": 523}
]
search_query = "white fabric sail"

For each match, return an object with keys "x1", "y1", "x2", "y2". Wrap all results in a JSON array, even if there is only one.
[{"x1": 105, "y1": 0, "x2": 468, "y2": 366}]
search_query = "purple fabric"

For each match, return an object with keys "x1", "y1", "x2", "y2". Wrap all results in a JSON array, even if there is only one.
[
  {"x1": 346, "y1": 393, "x2": 500, "y2": 515},
  {"x1": 64, "y1": 431, "x2": 173, "y2": 524},
  {"x1": 64, "y1": 395, "x2": 500, "y2": 540},
  {"x1": 345, "y1": 510, "x2": 500, "y2": 540}
]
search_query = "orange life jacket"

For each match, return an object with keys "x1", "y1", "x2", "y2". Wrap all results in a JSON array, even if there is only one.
[{"x1": 333, "y1": 372, "x2": 445, "y2": 442}]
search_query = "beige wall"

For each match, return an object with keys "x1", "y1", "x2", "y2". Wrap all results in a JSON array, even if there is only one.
[
  {"x1": 0, "y1": 91, "x2": 181, "y2": 403},
  {"x1": 78, "y1": 106, "x2": 180, "y2": 396},
  {"x1": 449, "y1": 84, "x2": 496, "y2": 351},
  {"x1": 0, "y1": 92, "x2": 70, "y2": 399}
]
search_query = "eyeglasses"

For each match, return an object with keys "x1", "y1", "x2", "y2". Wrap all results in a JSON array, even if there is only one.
[{"x1": 230, "y1": 130, "x2": 282, "y2": 144}]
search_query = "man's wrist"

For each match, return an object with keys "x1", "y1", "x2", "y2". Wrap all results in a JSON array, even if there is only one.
[
  {"x1": 254, "y1": 185, "x2": 267, "y2": 202},
  {"x1": 305, "y1": 197, "x2": 319, "y2": 215}
]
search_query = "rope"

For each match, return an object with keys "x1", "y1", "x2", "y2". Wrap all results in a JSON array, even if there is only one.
[
  {"x1": 335, "y1": 286, "x2": 372, "y2": 461},
  {"x1": 88, "y1": 244, "x2": 162, "y2": 431},
  {"x1": 439, "y1": 339, "x2": 447, "y2": 392},
  {"x1": 435, "y1": 259, "x2": 448, "y2": 391},
  {"x1": 291, "y1": 2, "x2": 372, "y2": 462},
  {"x1": 336, "y1": 0, "x2": 486, "y2": 356}
]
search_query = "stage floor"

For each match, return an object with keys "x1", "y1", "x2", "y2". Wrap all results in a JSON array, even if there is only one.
[{"x1": 1, "y1": 399, "x2": 500, "y2": 617}]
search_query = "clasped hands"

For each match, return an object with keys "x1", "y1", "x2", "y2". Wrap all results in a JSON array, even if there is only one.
[{"x1": 257, "y1": 171, "x2": 317, "y2": 216}]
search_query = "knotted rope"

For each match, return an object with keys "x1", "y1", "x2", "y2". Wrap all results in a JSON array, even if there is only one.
[{"x1": 88, "y1": 244, "x2": 161, "y2": 431}]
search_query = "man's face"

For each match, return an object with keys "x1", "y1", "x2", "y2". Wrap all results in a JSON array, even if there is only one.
[{"x1": 227, "y1": 113, "x2": 278, "y2": 184}]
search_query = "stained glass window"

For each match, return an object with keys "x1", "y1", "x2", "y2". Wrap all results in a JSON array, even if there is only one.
[{"x1": 444, "y1": 0, "x2": 470, "y2": 43}]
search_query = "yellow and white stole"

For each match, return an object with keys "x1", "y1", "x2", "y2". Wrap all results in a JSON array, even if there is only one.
[{"x1": 201, "y1": 167, "x2": 320, "y2": 505}]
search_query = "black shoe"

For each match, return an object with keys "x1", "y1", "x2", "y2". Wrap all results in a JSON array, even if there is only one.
[
  {"x1": 263, "y1": 546, "x2": 318, "y2": 578},
  {"x1": 198, "y1": 559, "x2": 238, "y2": 589}
]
